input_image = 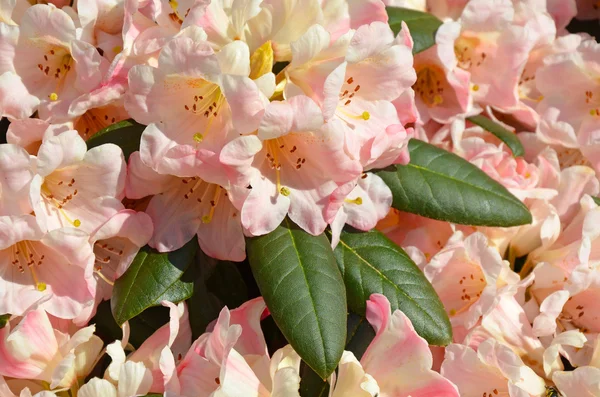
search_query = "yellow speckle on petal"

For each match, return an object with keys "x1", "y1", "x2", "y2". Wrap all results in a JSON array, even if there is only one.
[
  {"x1": 344, "y1": 197, "x2": 363, "y2": 205},
  {"x1": 73, "y1": 219, "x2": 81, "y2": 227},
  {"x1": 472, "y1": 84, "x2": 480, "y2": 92},
  {"x1": 193, "y1": 133, "x2": 204, "y2": 143},
  {"x1": 112, "y1": 45, "x2": 122, "y2": 54},
  {"x1": 36, "y1": 282, "x2": 47, "y2": 292},
  {"x1": 361, "y1": 111, "x2": 370, "y2": 121},
  {"x1": 49, "y1": 92, "x2": 58, "y2": 101},
  {"x1": 280, "y1": 186, "x2": 291, "y2": 196}
]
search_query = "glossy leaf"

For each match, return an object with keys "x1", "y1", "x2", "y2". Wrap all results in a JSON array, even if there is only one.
[
  {"x1": 376, "y1": 139, "x2": 532, "y2": 226},
  {"x1": 111, "y1": 239, "x2": 198, "y2": 325},
  {"x1": 331, "y1": 228, "x2": 451, "y2": 345},
  {"x1": 86, "y1": 119, "x2": 145, "y2": 161},
  {"x1": 468, "y1": 114, "x2": 525, "y2": 157},
  {"x1": 386, "y1": 7, "x2": 443, "y2": 54},
  {"x1": 246, "y1": 218, "x2": 347, "y2": 379}
]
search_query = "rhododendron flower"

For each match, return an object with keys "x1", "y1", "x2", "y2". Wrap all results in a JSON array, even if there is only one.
[
  {"x1": 413, "y1": 21, "x2": 471, "y2": 124},
  {"x1": 0, "y1": 214, "x2": 96, "y2": 319},
  {"x1": 0, "y1": 4, "x2": 110, "y2": 120},
  {"x1": 126, "y1": 27, "x2": 268, "y2": 174},
  {"x1": 553, "y1": 366, "x2": 600, "y2": 396},
  {"x1": 222, "y1": 95, "x2": 361, "y2": 236},
  {"x1": 127, "y1": 150, "x2": 247, "y2": 260},
  {"x1": 0, "y1": 307, "x2": 103, "y2": 390},
  {"x1": 441, "y1": 338, "x2": 547, "y2": 397},
  {"x1": 4, "y1": 119, "x2": 70, "y2": 154},
  {"x1": 330, "y1": 294, "x2": 459, "y2": 396},
  {"x1": 74, "y1": 209, "x2": 153, "y2": 325},
  {"x1": 284, "y1": 22, "x2": 414, "y2": 168},
  {"x1": 163, "y1": 297, "x2": 302, "y2": 397},
  {"x1": 425, "y1": 232, "x2": 522, "y2": 331},
  {"x1": 30, "y1": 130, "x2": 126, "y2": 233}
]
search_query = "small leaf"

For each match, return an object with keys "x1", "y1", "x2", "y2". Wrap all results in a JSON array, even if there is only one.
[
  {"x1": 386, "y1": 7, "x2": 443, "y2": 54},
  {"x1": 331, "y1": 228, "x2": 451, "y2": 345},
  {"x1": 111, "y1": 239, "x2": 198, "y2": 325},
  {"x1": 376, "y1": 139, "x2": 532, "y2": 226},
  {"x1": 0, "y1": 314, "x2": 10, "y2": 329},
  {"x1": 246, "y1": 218, "x2": 347, "y2": 379},
  {"x1": 86, "y1": 119, "x2": 145, "y2": 161},
  {"x1": 468, "y1": 115, "x2": 525, "y2": 157}
]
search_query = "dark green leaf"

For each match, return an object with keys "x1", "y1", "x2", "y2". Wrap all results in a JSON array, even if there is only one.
[
  {"x1": 593, "y1": 196, "x2": 600, "y2": 206},
  {"x1": 300, "y1": 313, "x2": 375, "y2": 397},
  {"x1": 86, "y1": 119, "x2": 145, "y2": 161},
  {"x1": 386, "y1": 7, "x2": 443, "y2": 54},
  {"x1": 0, "y1": 314, "x2": 10, "y2": 329},
  {"x1": 468, "y1": 115, "x2": 525, "y2": 157},
  {"x1": 331, "y1": 228, "x2": 451, "y2": 345},
  {"x1": 188, "y1": 251, "x2": 249, "y2": 339},
  {"x1": 111, "y1": 239, "x2": 198, "y2": 325},
  {"x1": 246, "y1": 218, "x2": 347, "y2": 379},
  {"x1": 376, "y1": 139, "x2": 532, "y2": 226}
]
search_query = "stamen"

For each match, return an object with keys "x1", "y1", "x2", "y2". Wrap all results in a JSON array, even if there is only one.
[
  {"x1": 344, "y1": 197, "x2": 363, "y2": 205},
  {"x1": 49, "y1": 92, "x2": 58, "y2": 101},
  {"x1": 201, "y1": 186, "x2": 221, "y2": 224}
]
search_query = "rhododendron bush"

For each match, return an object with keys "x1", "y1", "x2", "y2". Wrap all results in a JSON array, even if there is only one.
[{"x1": 1, "y1": 0, "x2": 600, "y2": 395}]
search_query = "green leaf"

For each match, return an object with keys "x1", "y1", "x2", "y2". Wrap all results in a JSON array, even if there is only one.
[
  {"x1": 246, "y1": 218, "x2": 347, "y2": 379},
  {"x1": 86, "y1": 119, "x2": 145, "y2": 161},
  {"x1": 386, "y1": 7, "x2": 443, "y2": 54},
  {"x1": 331, "y1": 228, "x2": 451, "y2": 345},
  {"x1": 111, "y1": 239, "x2": 198, "y2": 325},
  {"x1": 467, "y1": 115, "x2": 525, "y2": 157},
  {"x1": 376, "y1": 139, "x2": 532, "y2": 226},
  {"x1": 299, "y1": 313, "x2": 375, "y2": 397},
  {"x1": 0, "y1": 314, "x2": 10, "y2": 329},
  {"x1": 188, "y1": 251, "x2": 249, "y2": 339},
  {"x1": 593, "y1": 196, "x2": 600, "y2": 206}
]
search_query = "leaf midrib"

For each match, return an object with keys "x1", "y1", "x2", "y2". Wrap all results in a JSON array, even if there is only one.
[
  {"x1": 405, "y1": 160, "x2": 524, "y2": 207},
  {"x1": 114, "y1": 251, "x2": 147, "y2": 323},
  {"x1": 283, "y1": 218, "x2": 328, "y2": 373},
  {"x1": 335, "y1": 234, "x2": 440, "y2": 328}
]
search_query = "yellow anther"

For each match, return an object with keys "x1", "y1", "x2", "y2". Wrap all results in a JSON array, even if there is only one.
[
  {"x1": 36, "y1": 282, "x2": 47, "y2": 292},
  {"x1": 361, "y1": 111, "x2": 371, "y2": 121},
  {"x1": 73, "y1": 219, "x2": 81, "y2": 227},
  {"x1": 49, "y1": 92, "x2": 58, "y2": 101},
  {"x1": 193, "y1": 133, "x2": 204, "y2": 143},
  {"x1": 591, "y1": 109, "x2": 598, "y2": 116},
  {"x1": 433, "y1": 95, "x2": 443, "y2": 105},
  {"x1": 344, "y1": 197, "x2": 363, "y2": 205},
  {"x1": 472, "y1": 84, "x2": 480, "y2": 92},
  {"x1": 112, "y1": 45, "x2": 122, "y2": 54},
  {"x1": 449, "y1": 309, "x2": 456, "y2": 316},
  {"x1": 201, "y1": 215, "x2": 212, "y2": 224},
  {"x1": 169, "y1": 0, "x2": 178, "y2": 7},
  {"x1": 280, "y1": 186, "x2": 291, "y2": 196}
]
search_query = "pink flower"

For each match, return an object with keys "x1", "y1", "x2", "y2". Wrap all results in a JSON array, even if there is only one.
[
  {"x1": 441, "y1": 338, "x2": 546, "y2": 397},
  {"x1": 330, "y1": 294, "x2": 459, "y2": 396},
  {"x1": 285, "y1": 22, "x2": 414, "y2": 169},
  {"x1": 0, "y1": 214, "x2": 96, "y2": 319},
  {"x1": 425, "y1": 232, "x2": 521, "y2": 330},
  {"x1": 126, "y1": 150, "x2": 247, "y2": 260},
  {"x1": 167, "y1": 298, "x2": 302, "y2": 397},
  {"x1": 413, "y1": 21, "x2": 472, "y2": 124},
  {"x1": 30, "y1": 130, "x2": 127, "y2": 234},
  {"x1": 221, "y1": 95, "x2": 361, "y2": 236},
  {"x1": 0, "y1": 307, "x2": 103, "y2": 390},
  {"x1": 5, "y1": 119, "x2": 70, "y2": 154},
  {"x1": 74, "y1": 209, "x2": 153, "y2": 325},
  {"x1": 553, "y1": 366, "x2": 600, "y2": 396},
  {"x1": 0, "y1": 4, "x2": 110, "y2": 120}
]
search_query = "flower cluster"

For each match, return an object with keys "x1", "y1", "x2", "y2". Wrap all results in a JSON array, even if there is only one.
[{"x1": 1, "y1": 0, "x2": 600, "y2": 395}]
